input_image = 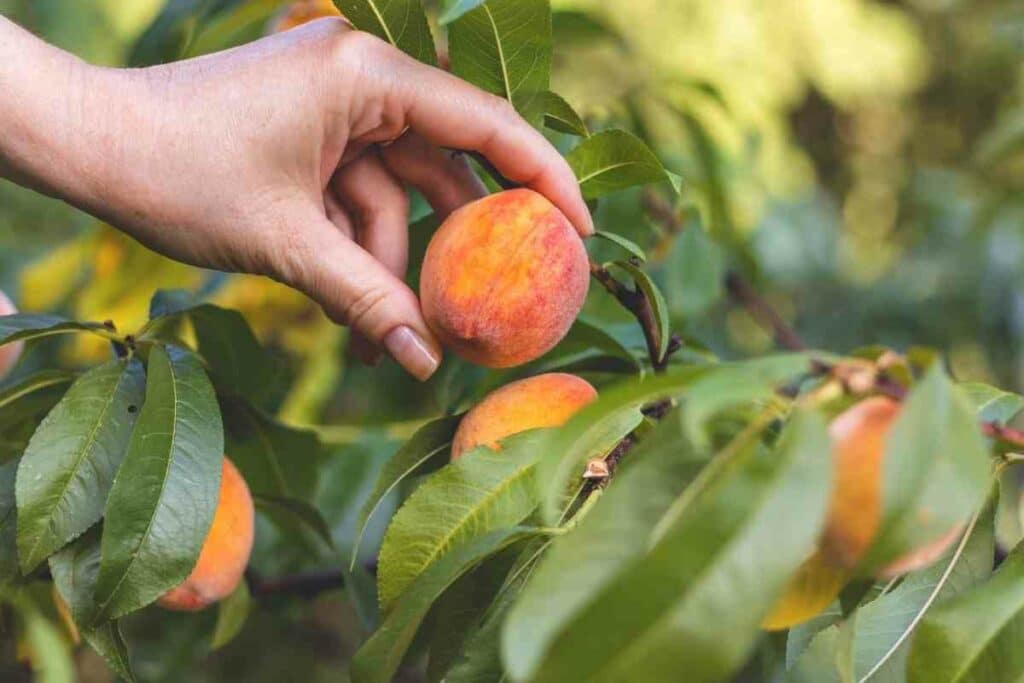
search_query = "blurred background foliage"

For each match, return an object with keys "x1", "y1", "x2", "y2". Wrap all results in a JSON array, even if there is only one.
[{"x1": 1, "y1": 0, "x2": 1024, "y2": 680}]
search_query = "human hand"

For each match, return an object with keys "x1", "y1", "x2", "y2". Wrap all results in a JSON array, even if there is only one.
[{"x1": 0, "y1": 17, "x2": 592, "y2": 380}]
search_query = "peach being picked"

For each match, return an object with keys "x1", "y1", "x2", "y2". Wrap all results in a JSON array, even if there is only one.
[{"x1": 420, "y1": 189, "x2": 590, "y2": 368}]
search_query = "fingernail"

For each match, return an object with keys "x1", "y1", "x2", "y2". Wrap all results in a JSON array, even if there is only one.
[{"x1": 384, "y1": 326, "x2": 441, "y2": 381}]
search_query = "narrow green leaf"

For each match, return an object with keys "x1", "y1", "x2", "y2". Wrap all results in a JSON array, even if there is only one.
[
  {"x1": 211, "y1": 579, "x2": 251, "y2": 650},
  {"x1": 567, "y1": 129, "x2": 681, "y2": 199},
  {"x1": 352, "y1": 527, "x2": 537, "y2": 683},
  {"x1": 536, "y1": 90, "x2": 589, "y2": 137},
  {"x1": 94, "y1": 345, "x2": 224, "y2": 621},
  {"x1": 334, "y1": 0, "x2": 438, "y2": 66},
  {"x1": 0, "y1": 371, "x2": 74, "y2": 464},
  {"x1": 593, "y1": 231, "x2": 646, "y2": 261},
  {"x1": 189, "y1": 305, "x2": 285, "y2": 406},
  {"x1": 850, "y1": 498, "x2": 995, "y2": 681},
  {"x1": 515, "y1": 410, "x2": 832, "y2": 683},
  {"x1": 351, "y1": 415, "x2": 462, "y2": 567},
  {"x1": 609, "y1": 260, "x2": 670, "y2": 362},
  {"x1": 908, "y1": 536, "x2": 1024, "y2": 682},
  {"x1": 534, "y1": 317, "x2": 642, "y2": 375},
  {"x1": 0, "y1": 314, "x2": 107, "y2": 347},
  {"x1": 960, "y1": 382, "x2": 1024, "y2": 424},
  {"x1": 253, "y1": 493, "x2": 334, "y2": 549},
  {"x1": 448, "y1": 0, "x2": 551, "y2": 121},
  {"x1": 49, "y1": 529, "x2": 135, "y2": 682},
  {"x1": 16, "y1": 358, "x2": 145, "y2": 573},
  {"x1": 504, "y1": 409, "x2": 708, "y2": 679},
  {"x1": 863, "y1": 365, "x2": 991, "y2": 573},
  {"x1": 438, "y1": 0, "x2": 486, "y2": 24},
  {"x1": 376, "y1": 430, "x2": 548, "y2": 612},
  {"x1": 0, "y1": 462, "x2": 18, "y2": 586},
  {"x1": 12, "y1": 593, "x2": 75, "y2": 683}
]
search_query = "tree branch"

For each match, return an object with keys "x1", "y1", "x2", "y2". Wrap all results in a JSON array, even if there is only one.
[{"x1": 724, "y1": 272, "x2": 805, "y2": 351}]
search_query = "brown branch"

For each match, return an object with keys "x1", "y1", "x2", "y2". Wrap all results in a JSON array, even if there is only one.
[
  {"x1": 724, "y1": 272, "x2": 805, "y2": 352},
  {"x1": 983, "y1": 422, "x2": 1024, "y2": 450}
]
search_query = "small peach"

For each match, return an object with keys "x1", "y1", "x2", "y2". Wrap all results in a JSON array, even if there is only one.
[
  {"x1": 158, "y1": 457, "x2": 254, "y2": 611},
  {"x1": 420, "y1": 189, "x2": 590, "y2": 368},
  {"x1": 452, "y1": 373, "x2": 597, "y2": 460}
]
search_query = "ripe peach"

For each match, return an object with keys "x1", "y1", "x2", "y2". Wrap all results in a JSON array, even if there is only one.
[
  {"x1": 822, "y1": 396, "x2": 961, "y2": 577},
  {"x1": 0, "y1": 289, "x2": 23, "y2": 379},
  {"x1": 158, "y1": 457, "x2": 254, "y2": 611},
  {"x1": 452, "y1": 373, "x2": 597, "y2": 459},
  {"x1": 269, "y1": 0, "x2": 343, "y2": 33},
  {"x1": 420, "y1": 189, "x2": 590, "y2": 368}
]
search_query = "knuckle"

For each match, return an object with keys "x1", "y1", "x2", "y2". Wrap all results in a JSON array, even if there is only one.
[
  {"x1": 341, "y1": 285, "x2": 395, "y2": 330},
  {"x1": 332, "y1": 29, "x2": 397, "y2": 69}
]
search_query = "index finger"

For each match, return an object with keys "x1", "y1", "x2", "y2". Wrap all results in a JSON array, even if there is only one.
[{"x1": 351, "y1": 35, "x2": 594, "y2": 237}]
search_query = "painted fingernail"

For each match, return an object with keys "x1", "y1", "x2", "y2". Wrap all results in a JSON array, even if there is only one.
[{"x1": 384, "y1": 326, "x2": 441, "y2": 381}]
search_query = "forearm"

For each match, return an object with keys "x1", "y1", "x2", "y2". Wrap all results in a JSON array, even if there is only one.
[{"x1": 0, "y1": 17, "x2": 125, "y2": 215}]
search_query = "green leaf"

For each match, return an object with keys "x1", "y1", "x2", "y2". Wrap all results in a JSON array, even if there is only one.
[
  {"x1": 609, "y1": 260, "x2": 670, "y2": 362},
  {"x1": 12, "y1": 592, "x2": 75, "y2": 683},
  {"x1": 511, "y1": 409, "x2": 832, "y2": 683},
  {"x1": 0, "y1": 371, "x2": 75, "y2": 464},
  {"x1": 16, "y1": 358, "x2": 145, "y2": 573},
  {"x1": 438, "y1": 0, "x2": 485, "y2": 24},
  {"x1": 786, "y1": 602, "x2": 844, "y2": 670},
  {"x1": 663, "y1": 222, "x2": 725, "y2": 320},
  {"x1": 849, "y1": 497, "x2": 995, "y2": 682},
  {"x1": 148, "y1": 289, "x2": 195, "y2": 319},
  {"x1": 534, "y1": 317, "x2": 642, "y2": 375},
  {"x1": 253, "y1": 493, "x2": 334, "y2": 549},
  {"x1": 221, "y1": 397, "x2": 322, "y2": 500},
  {"x1": 0, "y1": 461, "x2": 18, "y2": 586},
  {"x1": 863, "y1": 365, "x2": 992, "y2": 574},
  {"x1": 908, "y1": 536, "x2": 1024, "y2": 682},
  {"x1": 593, "y1": 231, "x2": 645, "y2": 261},
  {"x1": 567, "y1": 129, "x2": 681, "y2": 199},
  {"x1": 189, "y1": 305, "x2": 285, "y2": 406},
  {"x1": 960, "y1": 382, "x2": 1024, "y2": 424},
  {"x1": 788, "y1": 622, "x2": 850, "y2": 683},
  {"x1": 0, "y1": 314, "x2": 107, "y2": 347},
  {"x1": 93, "y1": 345, "x2": 224, "y2": 621},
  {"x1": 504, "y1": 409, "x2": 709, "y2": 679},
  {"x1": 352, "y1": 415, "x2": 462, "y2": 566},
  {"x1": 211, "y1": 579, "x2": 251, "y2": 650},
  {"x1": 376, "y1": 430, "x2": 547, "y2": 613},
  {"x1": 352, "y1": 527, "x2": 537, "y2": 683},
  {"x1": 49, "y1": 529, "x2": 135, "y2": 682},
  {"x1": 334, "y1": 0, "x2": 437, "y2": 65},
  {"x1": 536, "y1": 90, "x2": 589, "y2": 137},
  {"x1": 448, "y1": 0, "x2": 551, "y2": 121}
]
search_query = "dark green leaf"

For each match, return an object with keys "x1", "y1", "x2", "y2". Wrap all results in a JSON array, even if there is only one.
[
  {"x1": 49, "y1": 529, "x2": 135, "y2": 682},
  {"x1": 567, "y1": 129, "x2": 681, "y2": 199},
  {"x1": 376, "y1": 430, "x2": 548, "y2": 612},
  {"x1": 448, "y1": 0, "x2": 551, "y2": 121},
  {"x1": 593, "y1": 231, "x2": 645, "y2": 261},
  {"x1": 94, "y1": 345, "x2": 223, "y2": 621},
  {"x1": 148, "y1": 289, "x2": 195, "y2": 319},
  {"x1": 786, "y1": 602, "x2": 844, "y2": 670},
  {"x1": 0, "y1": 371, "x2": 75, "y2": 464},
  {"x1": 253, "y1": 493, "x2": 334, "y2": 549},
  {"x1": 536, "y1": 90, "x2": 589, "y2": 137},
  {"x1": 863, "y1": 365, "x2": 991, "y2": 574},
  {"x1": 0, "y1": 462, "x2": 18, "y2": 586},
  {"x1": 352, "y1": 527, "x2": 537, "y2": 683},
  {"x1": 211, "y1": 580, "x2": 251, "y2": 650},
  {"x1": 352, "y1": 415, "x2": 462, "y2": 566},
  {"x1": 908, "y1": 535, "x2": 1024, "y2": 682},
  {"x1": 609, "y1": 260, "x2": 670, "y2": 362},
  {"x1": 0, "y1": 314, "x2": 106, "y2": 347},
  {"x1": 512, "y1": 410, "x2": 832, "y2": 683},
  {"x1": 334, "y1": 0, "x2": 437, "y2": 65},
  {"x1": 16, "y1": 358, "x2": 145, "y2": 573}
]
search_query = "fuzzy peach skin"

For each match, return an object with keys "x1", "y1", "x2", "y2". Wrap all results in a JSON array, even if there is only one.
[
  {"x1": 269, "y1": 0, "x2": 343, "y2": 34},
  {"x1": 420, "y1": 189, "x2": 590, "y2": 368},
  {"x1": 0, "y1": 289, "x2": 23, "y2": 379},
  {"x1": 821, "y1": 396, "x2": 961, "y2": 578},
  {"x1": 158, "y1": 457, "x2": 255, "y2": 612},
  {"x1": 452, "y1": 373, "x2": 597, "y2": 459}
]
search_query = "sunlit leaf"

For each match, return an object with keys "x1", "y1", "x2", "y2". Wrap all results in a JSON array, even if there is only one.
[
  {"x1": 0, "y1": 314, "x2": 107, "y2": 347},
  {"x1": 536, "y1": 90, "x2": 589, "y2": 137},
  {"x1": 16, "y1": 358, "x2": 145, "y2": 573},
  {"x1": 334, "y1": 0, "x2": 437, "y2": 65},
  {"x1": 567, "y1": 129, "x2": 681, "y2": 199},
  {"x1": 94, "y1": 345, "x2": 223, "y2": 621}
]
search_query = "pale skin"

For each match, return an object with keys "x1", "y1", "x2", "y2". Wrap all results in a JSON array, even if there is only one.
[{"x1": 0, "y1": 16, "x2": 593, "y2": 380}]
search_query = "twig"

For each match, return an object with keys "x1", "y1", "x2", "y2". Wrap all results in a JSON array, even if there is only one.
[
  {"x1": 590, "y1": 262, "x2": 676, "y2": 372},
  {"x1": 246, "y1": 569, "x2": 346, "y2": 599},
  {"x1": 724, "y1": 272, "x2": 805, "y2": 351}
]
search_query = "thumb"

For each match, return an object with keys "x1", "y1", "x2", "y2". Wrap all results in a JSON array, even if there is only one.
[{"x1": 272, "y1": 209, "x2": 442, "y2": 381}]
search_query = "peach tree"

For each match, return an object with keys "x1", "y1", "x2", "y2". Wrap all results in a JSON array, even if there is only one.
[{"x1": 3, "y1": 1, "x2": 1024, "y2": 682}]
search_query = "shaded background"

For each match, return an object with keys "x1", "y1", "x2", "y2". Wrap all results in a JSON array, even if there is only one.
[{"x1": 1, "y1": 0, "x2": 1023, "y2": 680}]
